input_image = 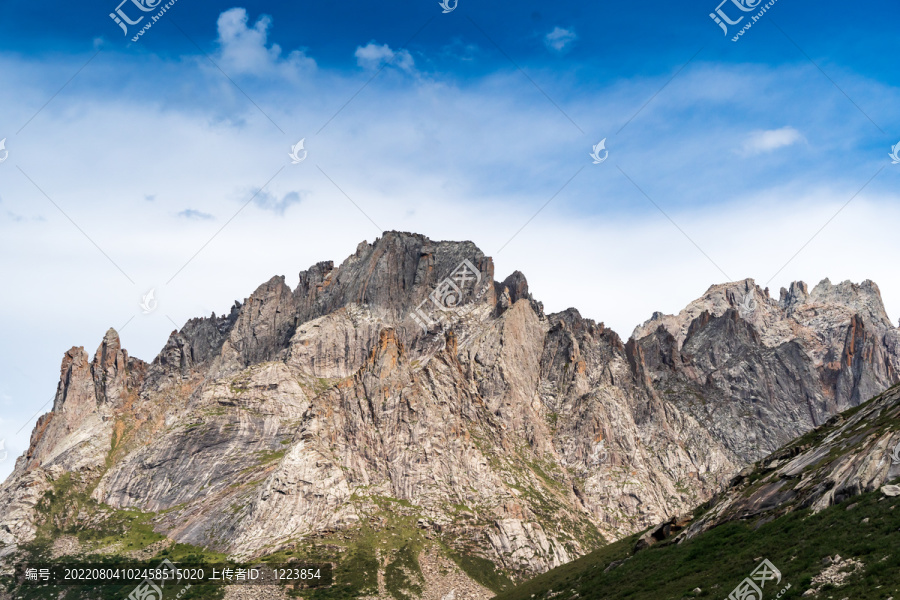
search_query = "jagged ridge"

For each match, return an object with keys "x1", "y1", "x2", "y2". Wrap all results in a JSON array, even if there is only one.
[{"x1": 1, "y1": 232, "x2": 897, "y2": 599}]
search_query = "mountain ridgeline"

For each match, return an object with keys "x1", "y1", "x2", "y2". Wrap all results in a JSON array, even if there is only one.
[{"x1": 1, "y1": 232, "x2": 897, "y2": 599}]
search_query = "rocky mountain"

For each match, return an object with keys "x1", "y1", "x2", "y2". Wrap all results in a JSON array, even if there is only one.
[
  {"x1": 631, "y1": 278, "x2": 900, "y2": 460},
  {"x1": 683, "y1": 380, "x2": 900, "y2": 537},
  {"x1": 493, "y1": 382, "x2": 900, "y2": 600},
  {"x1": 1, "y1": 232, "x2": 897, "y2": 599}
]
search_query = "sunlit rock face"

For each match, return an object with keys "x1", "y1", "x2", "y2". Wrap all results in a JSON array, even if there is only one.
[{"x1": 2, "y1": 232, "x2": 897, "y2": 586}]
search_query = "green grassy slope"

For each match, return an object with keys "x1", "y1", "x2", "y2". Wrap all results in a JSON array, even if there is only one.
[{"x1": 495, "y1": 485, "x2": 900, "y2": 600}]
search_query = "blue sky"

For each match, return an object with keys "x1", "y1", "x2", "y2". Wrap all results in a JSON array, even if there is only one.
[{"x1": 0, "y1": 0, "x2": 899, "y2": 477}]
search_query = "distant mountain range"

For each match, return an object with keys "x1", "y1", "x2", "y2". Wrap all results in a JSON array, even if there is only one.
[{"x1": 1, "y1": 232, "x2": 897, "y2": 599}]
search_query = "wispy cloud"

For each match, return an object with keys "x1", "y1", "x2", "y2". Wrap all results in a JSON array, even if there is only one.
[
  {"x1": 441, "y1": 38, "x2": 480, "y2": 62},
  {"x1": 545, "y1": 27, "x2": 577, "y2": 53},
  {"x1": 739, "y1": 126, "x2": 805, "y2": 156},
  {"x1": 249, "y1": 189, "x2": 304, "y2": 215},
  {"x1": 355, "y1": 42, "x2": 415, "y2": 72},
  {"x1": 177, "y1": 209, "x2": 214, "y2": 220}
]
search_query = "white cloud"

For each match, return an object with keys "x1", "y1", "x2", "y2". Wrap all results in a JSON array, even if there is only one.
[
  {"x1": 739, "y1": 126, "x2": 805, "y2": 156},
  {"x1": 545, "y1": 27, "x2": 577, "y2": 53},
  {"x1": 215, "y1": 7, "x2": 315, "y2": 76},
  {"x1": 355, "y1": 42, "x2": 415, "y2": 72}
]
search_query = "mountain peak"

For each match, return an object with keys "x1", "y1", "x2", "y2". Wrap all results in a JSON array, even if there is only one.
[{"x1": 3, "y1": 236, "x2": 899, "y2": 597}]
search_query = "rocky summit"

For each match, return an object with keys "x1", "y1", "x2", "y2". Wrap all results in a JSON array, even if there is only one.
[{"x1": 1, "y1": 232, "x2": 898, "y2": 599}]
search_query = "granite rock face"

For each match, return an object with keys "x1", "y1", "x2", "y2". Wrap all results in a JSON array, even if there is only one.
[
  {"x1": 1, "y1": 232, "x2": 898, "y2": 588},
  {"x1": 631, "y1": 279, "x2": 900, "y2": 461},
  {"x1": 676, "y1": 381, "x2": 900, "y2": 541}
]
